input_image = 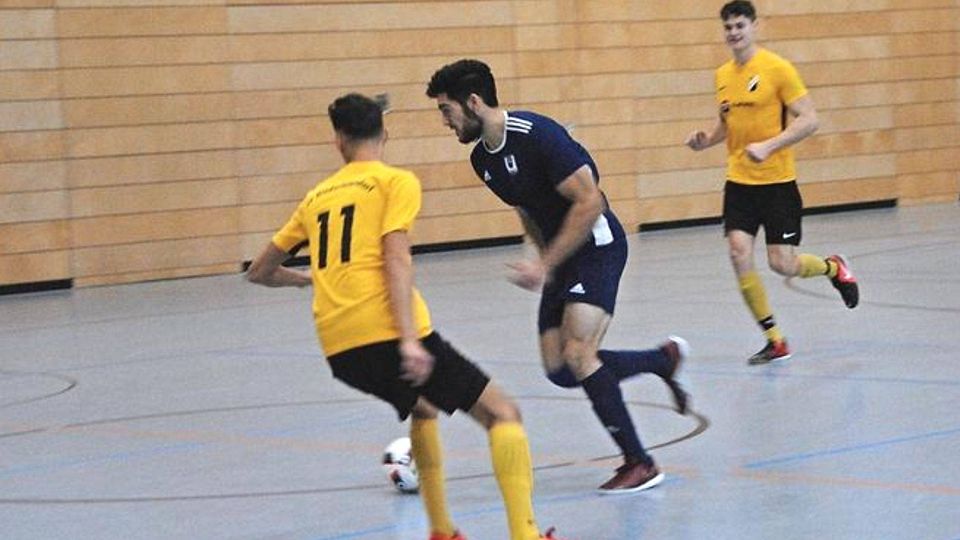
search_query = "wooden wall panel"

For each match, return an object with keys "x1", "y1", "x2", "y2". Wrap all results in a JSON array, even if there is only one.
[
  {"x1": 0, "y1": 71, "x2": 60, "y2": 100},
  {"x1": 57, "y1": 8, "x2": 228, "y2": 37},
  {"x1": 0, "y1": 40, "x2": 58, "y2": 70},
  {"x1": 67, "y1": 151, "x2": 236, "y2": 188},
  {"x1": 0, "y1": 221, "x2": 70, "y2": 254},
  {"x1": 0, "y1": 251, "x2": 71, "y2": 284},
  {"x1": 226, "y1": 2, "x2": 515, "y2": 33},
  {"x1": 0, "y1": 161, "x2": 66, "y2": 193},
  {"x1": 0, "y1": 6, "x2": 68, "y2": 287},
  {"x1": 71, "y1": 208, "x2": 238, "y2": 248},
  {"x1": 62, "y1": 95, "x2": 235, "y2": 128},
  {"x1": 0, "y1": 9, "x2": 56, "y2": 38},
  {"x1": 0, "y1": 1, "x2": 957, "y2": 289}
]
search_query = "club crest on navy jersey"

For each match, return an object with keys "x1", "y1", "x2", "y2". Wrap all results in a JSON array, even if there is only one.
[{"x1": 504, "y1": 155, "x2": 519, "y2": 175}]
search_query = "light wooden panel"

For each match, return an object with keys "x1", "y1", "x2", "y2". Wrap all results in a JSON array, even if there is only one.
[
  {"x1": 0, "y1": 251, "x2": 71, "y2": 284},
  {"x1": 0, "y1": 221, "x2": 70, "y2": 254},
  {"x1": 0, "y1": 0, "x2": 957, "y2": 289},
  {"x1": 0, "y1": 6, "x2": 67, "y2": 288}
]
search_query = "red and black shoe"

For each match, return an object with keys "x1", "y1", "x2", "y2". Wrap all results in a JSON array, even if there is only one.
[
  {"x1": 748, "y1": 340, "x2": 791, "y2": 365},
  {"x1": 826, "y1": 254, "x2": 859, "y2": 309},
  {"x1": 597, "y1": 458, "x2": 664, "y2": 495}
]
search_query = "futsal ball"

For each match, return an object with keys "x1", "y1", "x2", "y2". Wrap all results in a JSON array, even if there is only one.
[{"x1": 382, "y1": 437, "x2": 419, "y2": 493}]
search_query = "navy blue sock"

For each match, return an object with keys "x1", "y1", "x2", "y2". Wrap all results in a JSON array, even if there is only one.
[
  {"x1": 546, "y1": 366, "x2": 579, "y2": 388},
  {"x1": 580, "y1": 364, "x2": 649, "y2": 463},
  {"x1": 598, "y1": 348, "x2": 670, "y2": 381}
]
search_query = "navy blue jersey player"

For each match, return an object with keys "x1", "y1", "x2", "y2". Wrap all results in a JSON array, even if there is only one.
[{"x1": 428, "y1": 59, "x2": 692, "y2": 494}]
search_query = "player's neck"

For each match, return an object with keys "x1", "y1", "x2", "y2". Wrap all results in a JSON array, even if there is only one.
[
  {"x1": 481, "y1": 109, "x2": 507, "y2": 150},
  {"x1": 343, "y1": 143, "x2": 382, "y2": 164},
  {"x1": 733, "y1": 44, "x2": 759, "y2": 65}
]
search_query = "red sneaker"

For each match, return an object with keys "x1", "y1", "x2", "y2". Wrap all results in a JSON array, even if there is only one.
[
  {"x1": 597, "y1": 459, "x2": 664, "y2": 494},
  {"x1": 429, "y1": 531, "x2": 466, "y2": 540},
  {"x1": 659, "y1": 335, "x2": 690, "y2": 414},
  {"x1": 747, "y1": 340, "x2": 791, "y2": 365},
  {"x1": 541, "y1": 526, "x2": 566, "y2": 539},
  {"x1": 826, "y1": 254, "x2": 859, "y2": 308}
]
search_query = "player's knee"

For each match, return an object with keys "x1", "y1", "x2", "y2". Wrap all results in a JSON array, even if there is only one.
[
  {"x1": 486, "y1": 398, "x2": 521, "y2": 424},
  {"x1": 560, "y1": 339, "x2": 588, "y2": 364},
  {"x1": 768, "y1": 254, "x2": 796, "y2": 276},
  {"x1": 561, "y1": 340, "x2": 600, "y2": 379},
  {"x1": 729, "y1": 246, "x2": 751, "y2": 267},
  {"x1": 546, "y1": 365, "x2": 580, "y2": 388}
]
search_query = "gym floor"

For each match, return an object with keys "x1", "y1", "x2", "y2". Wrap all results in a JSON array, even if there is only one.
[{"x1": 1, "y1": 203, "x2": 958, "y2": 540}]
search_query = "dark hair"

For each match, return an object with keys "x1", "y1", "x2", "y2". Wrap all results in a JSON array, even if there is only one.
[
  {"x1": 720, "y1": 0, "x2": 756, "y2": 20},
  {"x1": 327, "y1": 93, "x2": 383, "y2": 140},
  {"x1": 426, "y1": 59, "x2": 499, "y2": 107}
]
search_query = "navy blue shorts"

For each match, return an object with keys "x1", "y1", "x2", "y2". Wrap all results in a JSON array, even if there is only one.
[{"x1": 537, "y1": 237, "x2": 628, "y2": 333}]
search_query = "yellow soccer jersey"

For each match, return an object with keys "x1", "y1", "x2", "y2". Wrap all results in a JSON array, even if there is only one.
[
  {"x1": 716, "y1": 48, "x2": 808, "y2": 185},
  {"x1": 272, "y1": 161, "x2": 432, "y2": 356}
]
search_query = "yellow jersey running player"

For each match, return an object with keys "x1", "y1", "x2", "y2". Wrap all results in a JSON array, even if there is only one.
[
  {"x1": 684, "y1": 0, "x2": 859, "y2": 365},
  {"x1": 246, "y1": 93, "x2": 561, "y2": 540}
]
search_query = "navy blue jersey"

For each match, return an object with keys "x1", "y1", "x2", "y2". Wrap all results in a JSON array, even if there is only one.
[{"x1": 470, "y1": 111, "x2": 623, "y2": 246}]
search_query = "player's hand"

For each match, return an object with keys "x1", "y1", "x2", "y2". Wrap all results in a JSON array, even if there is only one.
[
  {"x1": 684, "y1": 130, "x2": 709, "y2": 151},
  {"x1": 507, "y1": 259, "x2": 548, "y2": 291},
  {"x1": 295, "y1": 270, "x2": 312, "y2": 288},
  {"x1": 399, "y1": 339, "x2": 434, "y2": 387},
  {"x1": 745, "y1": 142, "x2": 772, "y2": 162}
]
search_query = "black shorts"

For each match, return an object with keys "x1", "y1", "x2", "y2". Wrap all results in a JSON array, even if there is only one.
[
  {"x1": 326, "y1": 332, "x2": 490, "y2": 421},
  {"x1": 538, "y1": 236, "x2": 627, "y2": 333},
  {"x1": 723, "y1": 180, "x2": 803, "y2": 245}
]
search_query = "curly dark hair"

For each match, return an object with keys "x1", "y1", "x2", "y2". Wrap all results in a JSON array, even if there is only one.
[{"x1": 426, "y1": 59, "x2": 499, "y2": 107}]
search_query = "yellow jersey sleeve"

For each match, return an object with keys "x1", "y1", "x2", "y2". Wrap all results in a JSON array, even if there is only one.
[
  {"x1": 382, "y1": 172, "x2": 421, "y2": 235},
  {"x1": 777, "y1": 60, "x2": 808, "y2": 106},
  {"x1": 272, "y1": 200, "x2": 308, "y2": 253}
]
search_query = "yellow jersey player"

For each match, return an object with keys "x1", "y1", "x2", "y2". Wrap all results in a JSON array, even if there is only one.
[
  {"x1": 684, "y1": 0, "x2": 860, "y2": 365},
  {"x1": 246, "y1": 93, "x2": 560, "y2": 540}
]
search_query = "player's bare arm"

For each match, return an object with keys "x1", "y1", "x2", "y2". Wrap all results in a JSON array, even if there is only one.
[
  {"x1": 543, "y1": 165, "x2": 605, "y2": 269},
  {"x1": 245, "y1": 243, "x2": 311, "y2": 287},
  {"x1": 383, "y1": 230, "x2": 434, "y2": 386},
  {"x1": 745, "y1": 94, "x2": 818, "y2": 162},
  {"x1": 516, "y1": 208, "x2": 546, "y2": 252},
  {"x1": 508, "y1": 165, "x2": 603, "y2": 291},
  {"x1": 685, "y1": 118, "x2": 727, "y2": 151}
]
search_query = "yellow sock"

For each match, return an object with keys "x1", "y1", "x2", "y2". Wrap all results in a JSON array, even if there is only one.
[
  {"x1": 410, "y1": 418, "x2": 455, "y2": 537},
  {"x1": 797, "y1": 253, "x2": 830, "y2": 278},
  {"x1": 489, "y1": 422, "x2": 540, "y2": 540},
  {"x1": 739, "y1": 270, "x2": 783, "y2": 343}
]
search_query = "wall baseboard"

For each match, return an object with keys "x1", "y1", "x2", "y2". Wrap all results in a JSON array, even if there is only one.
[{"x1": 0, "y1": 279, "x2": 73, "y2": 297}]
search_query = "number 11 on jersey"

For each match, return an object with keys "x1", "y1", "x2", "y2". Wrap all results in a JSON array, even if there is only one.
[{"x1": 317, "y1": 204, "x2": 355, "y2": 269}]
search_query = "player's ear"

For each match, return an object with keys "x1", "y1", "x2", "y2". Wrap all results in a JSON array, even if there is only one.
[
  {"x1": 381, "y1": 128, "x2": 389, "y2": 145},
  {"x1": 466, "y1": 93, "x2": 482, "y2": 112}
]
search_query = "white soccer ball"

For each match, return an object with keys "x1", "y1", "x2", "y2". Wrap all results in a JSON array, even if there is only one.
[{"x1": 382, "y1": 437, "x2": 419, "y2": 493}]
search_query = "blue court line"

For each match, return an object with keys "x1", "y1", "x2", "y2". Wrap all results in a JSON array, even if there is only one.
[
  {"x1": 0, "y1": 416, "x2": 363, "y2": 480},
  {"x1": 0, "y1": 441, "x2": 204, "y2": 478},
  {"x1": 744, "y1": 426, "x2": 960, "y2": 469}
]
